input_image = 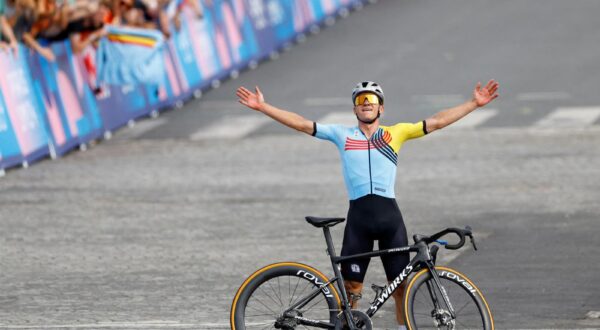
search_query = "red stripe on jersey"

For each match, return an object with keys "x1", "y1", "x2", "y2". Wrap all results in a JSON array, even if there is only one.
[{"x1": 344, "y1": 131, "x2": 392, "y2": 151}]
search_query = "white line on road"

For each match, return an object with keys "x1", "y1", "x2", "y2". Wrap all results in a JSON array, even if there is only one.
[
  {"x1": 317, "y1": 111, "x2": 357, "y2": 126},
  {"x1": 114, "y1": 118, "x2": 168, "y2": 139},
  {"x1": 444, "y1": 109, "x2": 498, "y2": 129},
  {"x1": 534, "y1": 107, "x2": 600, "y2": 128},
  {"x1": 516, "y1": 92, "x2": 571, "y2": 101},
  {"x1": 304, "y1": 97, "x2": 349, "y2": 107},
  {"x1": 189, "y1": 115, "x2": 270, "y2": 140}
]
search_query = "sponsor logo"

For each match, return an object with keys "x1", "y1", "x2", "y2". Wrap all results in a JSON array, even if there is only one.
[
  {"x1": 440, "y1": 271, "x2": 477, "y2": 294},
  {"x1": 388, "y1": 247, "x2": 409, "y2": 253},
  {"x1": 296, "y1": 270, "x2": 334, "y2": 298},
  {"x1": 368, "y1": 265, "x2": 413, "y2": 314},
  {"x1": 374, "y1": 187, "x2": 386, "y2": 192},
  {"x1": 294, "y1": 316, "x2": 320, "y2": 325},
  {"x1": 351, "y1": 264, "x2": 360, "y2": 273}
]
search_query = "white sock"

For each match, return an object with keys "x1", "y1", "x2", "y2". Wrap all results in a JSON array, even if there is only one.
[{"x1": 398, "y1": 326, "x2": 407, "y2": 330}]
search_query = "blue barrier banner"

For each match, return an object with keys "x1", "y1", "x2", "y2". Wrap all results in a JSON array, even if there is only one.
[
  {"x1": 0, "y1": 86, "x2": 23, "y2": 169},
  {"x1": 170, "y1": 22, "x2": 203, "y2": 91},
  {"x1": 184, "y1": 5, "x2": 222, "y2": 84},
  {"x1": 0, "y1": 45, "x2": 49, "y2": 168},
  {"x1": 96, "y1": 84, "x2": 152, "y2": 131},
  {"x1": 28, "y1": 42, "x2": 104, "y2": 155}
]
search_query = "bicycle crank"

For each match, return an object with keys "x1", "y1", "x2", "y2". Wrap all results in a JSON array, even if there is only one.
[{"x1": 335, "y1": 310, "x2": 372, "y2": 330}]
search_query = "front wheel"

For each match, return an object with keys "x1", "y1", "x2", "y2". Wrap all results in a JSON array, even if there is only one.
[
  {"x1": 231, "y1": 262, "x2": 342, "y2": 330},
  {"x1": 404, "y1": 266, "x2": 494, "y2": 330}
]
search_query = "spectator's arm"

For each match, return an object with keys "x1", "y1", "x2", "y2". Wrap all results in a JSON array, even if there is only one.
[
  {"x1": 22, "y1": 32, "x2": 55, "y2": 61},
  {"x1": 158, "y1": 9, "x2": 170, "y2": 37},
  {"x1": 70, "y1": 28, "x2": 107, "y2": 54},
  {"x1": 1, "y1": 16, "x2": 19, "y2": 52}
]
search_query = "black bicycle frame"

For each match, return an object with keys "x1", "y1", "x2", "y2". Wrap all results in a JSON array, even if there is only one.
[{"x1": 285, "y1": 225, "x2": 456, "y2": 329}]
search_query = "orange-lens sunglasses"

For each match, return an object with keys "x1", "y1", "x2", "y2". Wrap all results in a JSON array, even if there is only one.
[{"x1": 354, "y1": 93, "x2": 381, "y2": 106}]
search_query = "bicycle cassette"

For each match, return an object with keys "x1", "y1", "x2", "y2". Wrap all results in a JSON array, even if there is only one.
[{"x1": 334, "y1": 310, "x2": 373, "y2": 330}]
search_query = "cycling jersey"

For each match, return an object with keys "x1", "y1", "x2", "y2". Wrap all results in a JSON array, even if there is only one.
[{"x1": 312, "y1": 121, "x2": 427, "y2": 200}]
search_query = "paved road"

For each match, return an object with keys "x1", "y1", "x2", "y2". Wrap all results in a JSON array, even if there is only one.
[{"x1": 2, "y1": 0, "x2": 600, "y2": 329}]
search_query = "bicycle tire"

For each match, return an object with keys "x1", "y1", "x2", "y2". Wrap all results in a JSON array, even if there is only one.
[
  {"x1": 231, "y1": 262, "x2": 342, "y2": 330},
  {"x1": 404, "y1": 266, "x2": 494, "y2": 330}
]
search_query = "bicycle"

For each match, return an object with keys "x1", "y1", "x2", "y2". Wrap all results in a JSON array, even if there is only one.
[{"x1": 230, "y1": 216, "x2": 494, "y2": 329}]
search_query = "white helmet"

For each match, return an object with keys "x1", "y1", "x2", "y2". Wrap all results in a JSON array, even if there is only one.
[{"x1": 352, "y1": 81, "x2": 384, "y2": 105}]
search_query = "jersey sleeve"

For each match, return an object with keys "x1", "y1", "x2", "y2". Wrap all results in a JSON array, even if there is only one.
[
  {"x1": 312, "y1": 122, "x2": 344, "y2": 146},
  {"x1": 395, "y1": 121, "x2": 427, "y2": 142},
  {"x1": 386, "y1": 121, "x2": 428, "y2": 152}
]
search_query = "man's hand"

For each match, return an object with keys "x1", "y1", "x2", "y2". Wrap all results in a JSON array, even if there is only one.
[
  {"x1": 236, "y1": 86, "x2": 265, "y2": 111},
  {"x1": 473, "y1": 80, "x2": 499, "y2": 107}
]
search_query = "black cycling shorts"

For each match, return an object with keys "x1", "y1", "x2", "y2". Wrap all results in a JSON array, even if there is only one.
[{"x1": 340, "y1": 194, "x2": 409, "y2": 283}]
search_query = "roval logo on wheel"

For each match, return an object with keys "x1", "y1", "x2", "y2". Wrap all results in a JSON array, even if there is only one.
[
  {"x1": 439, "y1": 270, "x2": 477, "y2": 294},
  {"x1": 296, "y1": 270, "x2": 334, "y2": 298}
]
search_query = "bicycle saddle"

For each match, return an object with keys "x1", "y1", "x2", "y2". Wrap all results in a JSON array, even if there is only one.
[{"x1": 305, "y1": 216, "x2": 345, "y2": 228}]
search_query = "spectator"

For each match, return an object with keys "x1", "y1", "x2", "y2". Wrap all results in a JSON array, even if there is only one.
[
  {"x1": 69, "y1": 0, "x2": 112, "y2": 54},
  {"x1": 1, "y1": 0, "x2": 19, "y2": 54},
  {"x1": 163, "y1": 0, "x2": 203, "y2": 33},
  {"x1": 3, "y1": 0, "x2": 56, "y2": 61}
]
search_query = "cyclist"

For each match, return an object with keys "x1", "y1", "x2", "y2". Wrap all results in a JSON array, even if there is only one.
[{"x1": 236, "y1": 80, "x2": 499, "y2": 330}]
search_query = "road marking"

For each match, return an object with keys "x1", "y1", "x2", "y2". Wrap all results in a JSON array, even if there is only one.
[
  {"x1": 534, "y1": 107, "x2": 600, "y2": 128},
  {"x1": 304, "y1": 97, "x2": 349, "y2": 107},
  {"x1": 317, "y1": 111, "x2": 357, "y2": 126},
  {"x1": 114, "y1": 118, "x2": 168, "y2": 139},
  {"x1": 516, "y1": 92, "x2": 571, "y2": 101},
  {"x1": 189, "y1": 115, "x2": 270, "y2": 140},
  {"x1": 587, "y1": 311, "x2": 600, "y2": 319},
  {"x1": 444, "y1": 109, "x2": 498, "y2": 129}
]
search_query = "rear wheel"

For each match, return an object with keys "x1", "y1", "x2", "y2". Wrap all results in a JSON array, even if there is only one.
[
  {"x1": 231, "y1": 262, "x2": 341, "y2": 329},
  {"x1": 404, "y1": 266, "x2": 494, "y2": 329}
]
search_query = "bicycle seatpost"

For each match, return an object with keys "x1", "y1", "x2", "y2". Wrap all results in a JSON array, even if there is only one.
[{"x1": 322, "y1": 227, "x2": 337, "y2": 259}]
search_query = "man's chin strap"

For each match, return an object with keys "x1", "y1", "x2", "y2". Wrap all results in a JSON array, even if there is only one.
[{"x1": 356, "y1": 109, "x2": 381, "y2": 124}]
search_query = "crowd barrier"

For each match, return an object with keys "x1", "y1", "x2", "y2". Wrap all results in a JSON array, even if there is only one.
[{"x1": 0, "y1": 0, "x2": 368, "y2": 173}]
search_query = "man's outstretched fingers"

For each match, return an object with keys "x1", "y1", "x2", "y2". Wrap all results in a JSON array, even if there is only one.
[{"x1": 238, "y1": 87, "x2": 251, "y2": 96}]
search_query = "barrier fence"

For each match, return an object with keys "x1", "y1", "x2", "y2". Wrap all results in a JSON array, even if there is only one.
[{"x1": 0, "y1": 0, "x2": 368, "y2": 173}]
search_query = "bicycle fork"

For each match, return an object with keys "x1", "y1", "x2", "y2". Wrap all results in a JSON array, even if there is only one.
[{"x1": 425, "y1": 262, "x2": 457, "y2": 327}]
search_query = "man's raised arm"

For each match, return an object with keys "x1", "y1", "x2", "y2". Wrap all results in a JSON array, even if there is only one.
[
  {"x1": 424, "y1": 80, "x2": 499, "y2": 134},
  {"x1": 236, "y1": 86, "x2": 314, "y2": 135}
]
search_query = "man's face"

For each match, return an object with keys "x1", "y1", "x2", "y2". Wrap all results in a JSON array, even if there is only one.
[{"x1": 353, "y1": 93, "x2": 384, "y2": 123}]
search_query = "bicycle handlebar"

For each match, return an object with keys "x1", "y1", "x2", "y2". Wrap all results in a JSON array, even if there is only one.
[{"x1": 413, "y1": 226, "x2": 477, "y2": 251}]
